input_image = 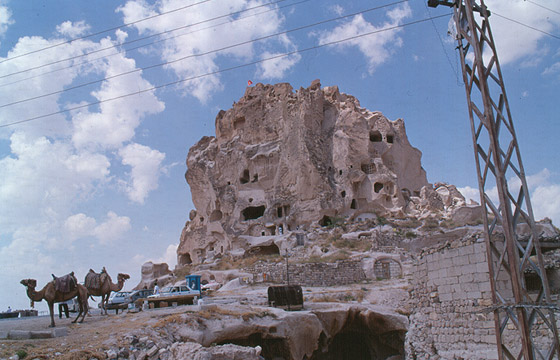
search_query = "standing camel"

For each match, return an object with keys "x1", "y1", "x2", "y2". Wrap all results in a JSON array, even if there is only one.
[
  {"x1": 20, "y1": 274, "x2": 88, "y2": 327},
  {"x1": 84, "y1": 268, "x2": 130, "y2": 315}
]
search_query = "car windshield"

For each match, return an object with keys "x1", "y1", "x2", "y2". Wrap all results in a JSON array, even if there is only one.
[{"x1": 160, "y1": 286, "x2": 173, "y2": 293}]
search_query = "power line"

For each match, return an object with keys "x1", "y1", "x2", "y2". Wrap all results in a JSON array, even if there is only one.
[
  {"x1": 526, "y1": 0, "x2": 560, "y2": 16},
  {"x1": 0, "y1": 0, "x2": 212, "y2": 65},
  {"x1": 0, "y1": 0, "x2": 298, "y2": 81},
  {"x1": 0, "y1": 13, "x2": 451, "y2": 129},
  {"x1": 0, "y1": 0, "x2": 409, "y2": 109},
  {"x1": 423, "y1": 2, "x2": 463, "y2": 86},
  {"x1": 493, "y1": 12, "x2": 560, "y2": 40}
]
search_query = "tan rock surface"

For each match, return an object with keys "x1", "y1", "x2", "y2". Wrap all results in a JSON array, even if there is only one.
[{"x1": 178, "y1": 80, "x2": 453, "y2": 266}]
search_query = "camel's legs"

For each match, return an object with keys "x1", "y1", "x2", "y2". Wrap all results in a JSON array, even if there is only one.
[{"x1": 48, "y1": 302, "x2": 56, "y2": 327}]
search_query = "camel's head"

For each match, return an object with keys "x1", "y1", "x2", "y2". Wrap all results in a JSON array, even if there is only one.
[
  {"x1": 20, "y1": 279, "x2": 37, "y2": 288},
  {"x1": 118, "y1": 273, "x2": 130, "y2": 282}
]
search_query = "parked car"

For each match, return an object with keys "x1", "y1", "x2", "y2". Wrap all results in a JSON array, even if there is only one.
[
  {"x1": 104, "y1": 291, "x2": 131, "y2": 309},
  {"x1": 124, "y1": 289, "x2": 153, "y2": 304},
  {"x1": 148, "y1": 285, "x2": 199, "y2": 298}
]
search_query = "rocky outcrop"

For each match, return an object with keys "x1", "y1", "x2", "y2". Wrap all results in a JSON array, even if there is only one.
[
  {"x1": 133, "y1": 261, "x2": 173, "y2": 290},
  {"x1": 178, "y1": 80, "x2": 474, "y2": 266}
]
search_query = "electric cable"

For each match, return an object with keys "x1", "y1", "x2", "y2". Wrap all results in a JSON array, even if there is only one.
[
  {"x1": 424, "y1": 2, "x2": 463, "y2": 86},
  {"x1": 0, "y1": 12, "x2": 451, "y2": 128},
  {"x1": 0, "y1": 0, "x2": 298, "y2": 81},
  {"x1": 0, "y1": 0, "x2": 409, "y2": 109},
  {"x1": 526, "y1": 0, "x2": 560, "y2": 16},
  {"x1": 0, "y1": 0, "x2": 306, "y2": 87},
  {"x1": 493, "y1": 12, "x2": 560, "y2": 40},
  {"x1": 0, "y1": 0, "x2": 212, "y2": 65}
]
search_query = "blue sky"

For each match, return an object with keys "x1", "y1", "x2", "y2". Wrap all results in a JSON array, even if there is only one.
[{"x1": 0, "y1": 0, "x2": 558, "y2": 312}]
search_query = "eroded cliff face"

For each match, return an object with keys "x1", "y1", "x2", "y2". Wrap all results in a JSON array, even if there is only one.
[{"x1": 178, "y1": 80, "x2": 463, "y2": 265}]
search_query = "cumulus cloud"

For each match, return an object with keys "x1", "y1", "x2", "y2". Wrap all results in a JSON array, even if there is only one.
[
  {"x1": 316, "y1": 3, "x2": 412, "y2": 74},
  {"x1": 483, "y1": 0, "x2": 560, "y2": 66},
  {"x1": 118, "y1": 0, "x2": 299, "y2": 102},
  {"x1": 0, "y1": 17, "x2": 167, "y2": 311},
  {"x1": 118, "y1": 143, "x2": 165, "y2": 204},
  {"x1": 93, "y1": 211, "x2": 132, "y2": 244},
  {"x1": 70, "y1": 40, "x2": 165, "y2": 150},
  {"x1": 458, "y1": 169, "x2": 560, "y2": 225},
  {"x1": 56, "y1": 20, "x2": 91, "y2": 38}
]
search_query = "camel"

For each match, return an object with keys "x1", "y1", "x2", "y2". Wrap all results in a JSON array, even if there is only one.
[
  {"x1": 20, "y1": 274, "x2": 88, "y2": 328},
  {"x1": 84, "y1": 268, "x2": 130, "y2": 315}
]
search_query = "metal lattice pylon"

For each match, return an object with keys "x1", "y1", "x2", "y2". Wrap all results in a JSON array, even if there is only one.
[{"x1": 430, "y1": 0, "x2": 560, "y2": 358}]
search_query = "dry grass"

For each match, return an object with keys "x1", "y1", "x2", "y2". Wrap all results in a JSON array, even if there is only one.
[
  {"x1": 211, "y1": 254, "x2": 282, "y2": 270},
  {"x1": 301, "y1": 251, "x2": 350, "y2": 264}
]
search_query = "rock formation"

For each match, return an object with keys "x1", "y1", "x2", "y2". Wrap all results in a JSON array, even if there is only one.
[
  {"x1": 133, "y1": 261, "x2": 173, "y2": 290},
  {"x1": 178, "y1": 80, "x2": 474, "y2": 266}
]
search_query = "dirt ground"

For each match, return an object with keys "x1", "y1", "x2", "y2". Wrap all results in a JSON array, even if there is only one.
[
  {"x1": 0, "y1": 306, "x2": 189, "y2": 359},
  {"x1": 0, "y1": 281, "x2": 408, "y2": 359}
]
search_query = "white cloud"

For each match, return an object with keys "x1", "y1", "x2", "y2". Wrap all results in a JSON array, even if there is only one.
[
  {"x1": 118, "y1": 0, "x2": 299, "y2": 102},
  {"x1": 542, "y1": 62, "x2": 560, "y2": 77},
  {"x1": 316, "y1": 3, "x2": 412, "y2": 74},
  {"x1": 71, "y1": 39, "x2": 165, "y2": 150},
  {"x1": 0, "y1": 19, "x2": 167, "y2": 311},
  {"x1": 93, "y1": 211, "x2": 132, "y2": 244},
  {"x1": 257, "y1": 51, "x2": 301, "y2": 79},
  {"x1": 459, "y1": 169, "x2": 560, "y2": 225},
  {"x1": 118, "y1": 143, "x2": 165, "y2": 204},
  {"x1": 0, "y1": 4, "x2": 14, "y2": 38},
  {"x1": 484, "y1": 0, "x2": 560, "y2": 65},
  {"x1": 56, "y1": 20, "x2": 91, "y2": 38},
  {"x1": 0, "y1": 132, "x2": 111, "y2": 233}
]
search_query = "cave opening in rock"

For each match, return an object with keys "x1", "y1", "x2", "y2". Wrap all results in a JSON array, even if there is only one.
[
  {"x1": 233, "y1": 116, "x2": 246, "y2": 130},
  {"x1": 242, "y1": 205, "x2": 266, "y2": 221},
  {"x1": 319, "y1": 215, "x2": 332, "y2": 227},
  {"x1": 178, "y1": 253, "x2": 192, "y2": 266},
  {"x1": 374, "y1": 182, "x2": 383, "y2": 193},
  {"x1": 310, "y1": 313, "x2": 405, "y2": 360},
  {"x1": 370, "y1": 130, "x2": 382, "y2": 142},
  {"x1": 240, "y1": 169, "x2": 250, "y2": 184},
  {"x1": 386, "y1": 134, "x2": 394, "y2": 143},
  {"x1": 351, "y1": 199, "x2": 357, "y2": 209},
  {"x1": 210, "y1": 210, "x2": 222, "y2": 222}
]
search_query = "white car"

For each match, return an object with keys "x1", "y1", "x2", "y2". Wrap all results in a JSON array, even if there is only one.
[{"x1": 148, "y1": 285, "x2": 199, "y2": 298}]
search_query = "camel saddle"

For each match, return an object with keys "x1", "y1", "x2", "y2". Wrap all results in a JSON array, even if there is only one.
[
  {"x1": 52, "y1": 272, "x2": 77, "y2": 294},
  {"x1": 85, "y1": 268, "x2": 108, "y2": 290}
]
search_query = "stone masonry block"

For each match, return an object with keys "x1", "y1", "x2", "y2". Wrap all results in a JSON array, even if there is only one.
[
  {"x1": 459, "y1": 273, "x2": 474, "y2": 283},
  {"x1": 461, "y1": 264, "x2": 477, "y2": 275},
  {"x1": 476, "y1": 262, "x2": 489, "y2": 273},
  {"x1": 467, "y1": 291, "x2": 482, "y2": 299},
  {"x1": 458, "y1": 245, "x2": 474, "y2": 256},
  {"x1": 453, "y1": 255, "x2": 469, "y2": 266},
  {"x1": 444, "y1": 276, "x2": 459, "y2": 285},
  {"x1": 440, "y1": 258, "x2": 453, "y2": 269},
  {"x1": 468, "y1": 251, "x2": 486, "y2": 264}
]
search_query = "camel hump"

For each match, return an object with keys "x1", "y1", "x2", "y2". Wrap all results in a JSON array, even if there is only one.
[
  {"x1": 85, "y1": 270, "x2": 109, "y2": 290},
  {"x1": 53, "y1": 272, "x2": 77, "y2": 293}
]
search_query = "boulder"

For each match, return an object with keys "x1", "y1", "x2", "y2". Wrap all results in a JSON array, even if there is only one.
[{"x1": 134, "y1": 262, "x2": 173, "y2": 290}]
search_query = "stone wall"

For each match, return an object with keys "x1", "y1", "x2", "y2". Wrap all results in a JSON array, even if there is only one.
[
  {"x1": 406, "y1": 238, "x2": 500, "y2": 360},
  {"x1": 244, "y1": 259, "x2": 366, "y2": 287}
]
